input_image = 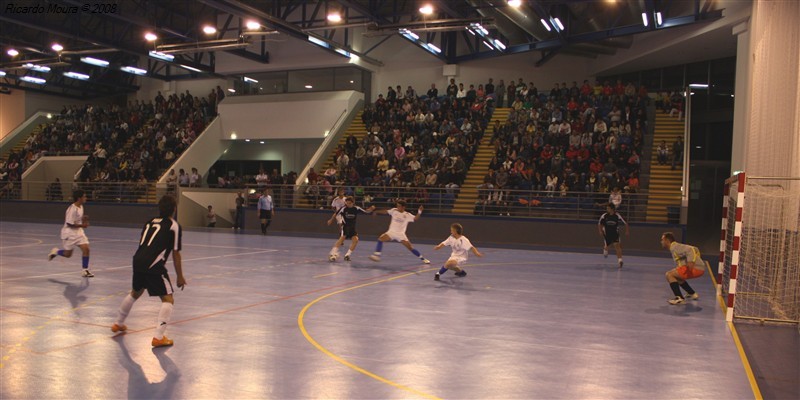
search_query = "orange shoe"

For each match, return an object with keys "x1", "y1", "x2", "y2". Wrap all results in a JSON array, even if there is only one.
[
  {"x1": 152, "y1": 336, "x2": 174, "y2": 347},
  {"x1": 111, "y1": 323, "x2": 127, "y2": 333}
]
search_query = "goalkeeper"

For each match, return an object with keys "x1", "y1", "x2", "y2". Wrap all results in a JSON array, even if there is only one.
[{"x1": 661, "y1": 232, "x2": 705, "y2": 305}]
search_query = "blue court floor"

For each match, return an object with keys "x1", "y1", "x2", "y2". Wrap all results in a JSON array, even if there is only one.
[{"x1": 0, "y1": 221, "x2": 758, "y2": 399}]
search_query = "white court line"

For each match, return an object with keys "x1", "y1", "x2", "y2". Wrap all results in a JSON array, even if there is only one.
[
  {"x1": 0, "y1": 232, "x2": 290, "y2": 251},
  {"x1": 0, "y1": 249, "x2": 280, "y2": 282}
]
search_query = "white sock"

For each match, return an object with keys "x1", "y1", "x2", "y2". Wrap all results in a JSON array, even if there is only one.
[
  {"x1": 618, "y1": 258, "x2": 623, "y2": 263},
  {"x1": 154, "y1": 302, "x2": 174, "y2": 339},
  {"x1": 116, "y1": 294, "x2": 137, "y2": 325},
  {"x1": 345, "y1": 249, "x2": 352, "y2": 256},
  {"x1": 374, "y1": 252, "x2": 381, "y2": 256},
  {"x1": 330, "y1": 246, "x2": 339, "y2": 255}
]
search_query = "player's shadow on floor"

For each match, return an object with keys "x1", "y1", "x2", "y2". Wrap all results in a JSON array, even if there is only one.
[
  {"x1": 348, "y1": 262, "x2": 423, "y2": 273},
  {"x1": 47, "y1": 278, "x2": 89, "y2": 310},
  {"x1": 114, "y1": 335, "x2": 180, "y2": 399},
  {"x1": 433, "y1": 277, "x2": 480, "y2": 293},
  {"x1": 644, "y1": 303, "x2": 704, "y2": 317}
]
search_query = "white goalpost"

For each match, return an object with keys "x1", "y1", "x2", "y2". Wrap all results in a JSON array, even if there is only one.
[{"x1": 718, "y1": 172, "x2": 800, "y2": 324}]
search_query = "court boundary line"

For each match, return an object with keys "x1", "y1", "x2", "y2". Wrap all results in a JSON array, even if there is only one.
[{"x1": 705, "y1": 261, "x2": 763, "y2": 400}]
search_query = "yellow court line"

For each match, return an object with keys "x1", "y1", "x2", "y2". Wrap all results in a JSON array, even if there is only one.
[
  {"x1": 704, "y1": 261, "x2": 763, "y2": 400},
  {"x1": 312, "y1": 272, "x2": 338, "y2": 279},
  {"x1": 298, "y1": 261, "x2": 577, "y2": 399},
  {"x1": 298, "y1": 270, "x2": 442, "y2": 400}
]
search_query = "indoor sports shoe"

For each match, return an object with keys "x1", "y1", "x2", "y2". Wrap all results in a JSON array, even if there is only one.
[
  {"x1": 152, "y1": 336, "x2": 174, "y2": 347},
  {"x1": 454, "y1": 270, "x2": 467, "y2": 277},
  {"x1": 48, "y1": 247, "x2": 59, "y2": 261},
  {"x1": 667, "y1": 296, "x2": 685, "y2": 305},
  {"x1": 82, "y1": 269, "x2": 94, "y2": 278},
  {"x1": 603, "y1": 247, "x2": 608, "y2": 258},
  {"x1": 434, "y1": 273, "x2": 440, "y2": 281},
  {"x1": 328, "y1": 254, "x2": 337, "y2": 262},
  {"x1": 344, "y1": 255, "x2": 351, "y2": 261},
  {"x1": 685, "y1": 292, "x2": 699, "y2": 300},
  {"x1": 368, "y1": 255, "x2": 381, "y2": 262},
  {"x1": 422, "y1": 258, "x2": 431, "y2": 264},
  {"x1": 618, "y1": 260, "x2": 623, "y2": 268},
  {"x1": 111, "y1": 323, "x2": 127, "y2": 333}
]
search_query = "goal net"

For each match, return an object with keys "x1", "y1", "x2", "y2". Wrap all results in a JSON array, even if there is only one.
[{"x1": 719, "y1": 173, "x2": 800, "y2": 324}]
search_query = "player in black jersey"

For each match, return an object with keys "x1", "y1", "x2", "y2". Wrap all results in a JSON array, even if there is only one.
[
  {"x1": 598, "y1": 203, "x2": 629, "y2": 268},
  {"x1": 327, "y1": 196, "x2": 375, "y2": 261},
  {"x1": 111, "y1": 195, "x2": 186, "y2": 348}
]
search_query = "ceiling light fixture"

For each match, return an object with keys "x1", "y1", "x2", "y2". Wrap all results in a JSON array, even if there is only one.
[
  {"x1": 327, "y1": 12, "x2": 342, "y2": 23},
  {"x1": 20, "y1": 76, "x2": 46, "y2": 84},
  {"x1": 507, "y1": 0, "x2": 522, "y2": 7},
  {"x1": 179, "y1": 64, "x2": 202, "y2": 72},
  {"x1": 553, "y1": 18, "x2": 564, "y2": 32},
  {"x1": 148, "y1": 50, "x2": 175, "y2": 62},
  {"x1": 81, "y1": 57, "x2": 109, "y2": 67},
  {"x1": 63, "y1": 71, "x2": 90, "y2": 80},
  {"x1": 120, "y1": 66, "x2": 147, "y2": 75},
  {"x1": 51, "y1": 43, "x2": 63, "y2": 52},
  {"x1": 243, "y1": 76, "x2": 258, "y2": 83},
  {"x1": 7, "y1": 49, "x2": 19, "y2": 57},
  {"x1": 419, "y1": 5, "x2": 433, "y2": 15},
  {"x1": 304, "y1": 84, "x2": 313, "y2": 89},
  {"x1": 641, "y1": 12, "x2": 649, "y2": 27},
  {"x1": 202, "y1": 25, "x2": 217, "y2": 34},
  {"x1": 246, "y1": 20, "x2": 261, "y2": 30},
  {"x1": 0, "y1": 71, "x2": 6, "y2": 77},
  {"x1": 655, "y1": 12, "x2": 663, "y2": 26},
  {"x1": 23, "y1": 63, "x2": 51, "y2": 72},
  {"x1": 540, "y1": 19, "x2": 551, "y2": 31},
  {"x1": 144, "y1": 32, "x2": 158, "y2": 41}
]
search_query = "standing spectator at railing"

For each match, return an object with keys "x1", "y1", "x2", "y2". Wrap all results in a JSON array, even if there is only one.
[
  {"x1": 165, "y1": 169, "x2": 177, "y2": 195},
  {"x1": 490, "y1": 79, "x2": 506, "y2": 107},
  {"x1": 405, "y1": 85, "x2": 417, "y2": 100},
  {"x1": 189, "y1": 167, "x2": 201, "y2": 187},
  {"x1": 206, "y1": 168, "x2": 218, "y2": 188},
  {"x1": 426, "y1": 83, "x2": 438, "y2": 99},
  {"x1": 256, "y1": 168, "x2": 270, "y2": 189},
  {"x1": 178, "y1": 169, "x2": 189, "y2": 187},
  {"x1": 446, "y1": 78, "x2": 458, "y2": 99},
  {"x1": 395, "y1": 85, "x2": 405, "y2": 102},
  {"x1": 456, "y1": 83, "x2": 466, "y2": 99}
]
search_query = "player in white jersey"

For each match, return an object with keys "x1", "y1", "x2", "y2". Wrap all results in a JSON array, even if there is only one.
[
  {"x1": 330, "y1": 188, "x2": 347, "y2": 226},
  {"x1": 48, "y1": 190, "x2": 94, "y2": 277},
  {"x1": 433, "y1": 223, "x2": 483, "y2": 280},
  {"x1": 368, "y1": 200, "x2": 430, "y2": 264}
]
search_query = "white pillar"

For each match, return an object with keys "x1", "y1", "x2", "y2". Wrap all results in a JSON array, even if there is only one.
[{"x1": 730, "y1": 20, "x2": 749, "y2": 175}]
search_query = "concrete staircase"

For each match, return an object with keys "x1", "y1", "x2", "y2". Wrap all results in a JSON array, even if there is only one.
[
  {"x1": 296, "y1": 110, "x2": 365, "y2": 209},
  {"x1": 645, "y1": 113, "x2": 684, "y2": 222},
  {"x1": 451, "y1": 107, "x2": 512, "y2": 214},
  {"x1": 1, "y1": 124, "x2": 44, "y2": 160}
]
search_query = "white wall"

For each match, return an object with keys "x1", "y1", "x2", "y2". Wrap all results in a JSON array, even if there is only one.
[
  {"x1": 366, "y1": 35, "x2": 593, "y2": 102},
  {"x1": 0, "y1": 89, "x2": 26, "y2": 140},
  {"x1": 134, "y1": 77, "x2": 227, "y2": 102},
  {"x1": 218, "y1": 139, "x2": 321, "y2": 174},
  {"x1": 216, "y1": 90, "x2": 362, "y2": 139},
  {"x1": 158, "y1": 117, "x2": 231, "y2": 183},
  {"x1": 21, "y1": 156, "x2": 87, "y2": 200}
]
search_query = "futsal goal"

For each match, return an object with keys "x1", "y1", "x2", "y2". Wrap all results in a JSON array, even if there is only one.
[{"x1": 717, "y1": 173, "x2": 800, "y2": 325}]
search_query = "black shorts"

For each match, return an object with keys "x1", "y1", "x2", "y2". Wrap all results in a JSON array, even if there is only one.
[
  {"x1": 604, "y1": 234, "x2": 620, "y2": 245},
  {"x1": 341, "y1": 225, "x2": 358, "y2": 239},
  {"x1": 259, "y1": 210, "x2": 272, "y2": 219},
  {"x1": 132, "y1": 262, "x2": 173, "y2": 296}
]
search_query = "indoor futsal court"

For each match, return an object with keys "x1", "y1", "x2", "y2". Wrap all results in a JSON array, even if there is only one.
[{"x1": 0, "y1": 221, "x2": 755, "y2": 399}]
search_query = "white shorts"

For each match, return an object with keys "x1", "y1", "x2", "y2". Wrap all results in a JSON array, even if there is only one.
[
  {"x1": 61, "y1": 234, "x2": 89, "y2": 251},
  {"x1": 448, "y1": 257, "x2": 467, "y2": 266},
  {"x1": 384, "y1": 231, "x2": 409, "y2": 242}
]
